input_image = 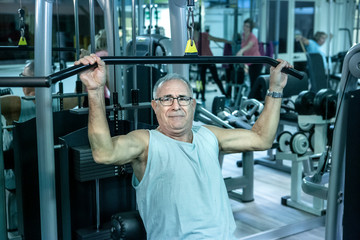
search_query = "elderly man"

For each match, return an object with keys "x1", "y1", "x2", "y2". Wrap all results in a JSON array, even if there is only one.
[{"x1": 75, "y1": 54, "x2": 291, "y2": 239}]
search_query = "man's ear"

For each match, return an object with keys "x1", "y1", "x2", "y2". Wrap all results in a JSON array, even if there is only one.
[
  {"x1": 191, "y1": 98, "x2": 196, "y2": 108},
  {"x1": 151, "y1": 99, "x2": 157, "y2": 111}
]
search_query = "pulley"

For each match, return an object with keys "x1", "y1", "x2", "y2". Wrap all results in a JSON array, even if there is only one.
[{"x1": 298, "y1": 122, "x2": 314, "y2": 132}]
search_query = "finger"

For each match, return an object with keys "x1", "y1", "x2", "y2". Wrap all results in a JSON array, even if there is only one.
[
  {"x1": 276, "y1": 59, "x2": 288, "y2": 70},
  {"x1": 80, "y1": 55, "x2": 97, "y2": 66}
]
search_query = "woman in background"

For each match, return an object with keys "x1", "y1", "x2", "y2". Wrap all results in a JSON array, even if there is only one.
[{"x1": 236, "y1": 18, "x2": 262, "y2": 95}]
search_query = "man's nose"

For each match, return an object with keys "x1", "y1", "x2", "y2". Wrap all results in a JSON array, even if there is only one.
[{"x1": 171, "y1": 98, "x2": 181, "y2": 109}]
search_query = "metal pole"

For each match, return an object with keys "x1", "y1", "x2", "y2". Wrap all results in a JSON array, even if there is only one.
[
  {"x1": 326, "y1": 0, "x2": 333, "y2": 76},
  {"x1": 357, "y1": 3, "x2": 360, "y2": 44},
  {"x1": 233, "y1": 1, "x2": 238, "y2": 46},
  {"x1": 98, "y1": 0, "x2": 121, "y2": 104},
  {"x1": 73, "y1": 0, "x2": 80, "y2": 60},
  {"x1": 274, "y1": 0, "x2": 280, "y2": 59},
  {"x1": 121, "y1": 0, "x2": 127, "y2": 57},
  {"x1": 34, "y1": 0, "x2": 58, "y2": 239},
  {"x1": 0, "y1": 100, "x2": 8, "y2": 240},
  {"x1": 132, "y1": 0, "x2": 137, "y2": 88},
  {"x1": 131, "y1": 0, "x2": 138, "y2": 128},
  {"x1": 169, "y1": 0, "x2": 189, "y2": 78},
  {"x1": 89, "y1": 0, "x2": 96, "y2": 53},
  {"x1": 148, "y1": 0, "x2": 153, "y2": 127}
]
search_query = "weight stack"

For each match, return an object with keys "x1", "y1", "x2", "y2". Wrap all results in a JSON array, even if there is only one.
[{"x1": 72, "y1": 146, "x2": 120, "y2": 182}]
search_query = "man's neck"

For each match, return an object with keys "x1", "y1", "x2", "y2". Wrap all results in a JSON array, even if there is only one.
[{"x1": 157, "y1": 127, "x2": 193, "y2": 143}]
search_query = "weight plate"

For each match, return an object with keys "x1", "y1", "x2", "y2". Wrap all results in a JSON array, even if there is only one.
[
  {"x1": 290, "y1": 132, "x2": 309, "y2": 155},
  {"x1": 295, "y1": 90, "x2": 315, "y2": 115},
  {"x1": 314, "y1": 88, "x2": 337, "y2": 119},
  {"x1": 277, "y1": 131, "x2": 292, "y2": 152},
  {"x1": 324, "y1": 94, "x2": 337, "y2": 119}
]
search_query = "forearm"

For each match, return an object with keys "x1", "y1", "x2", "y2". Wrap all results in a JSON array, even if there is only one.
[
  {"x1": 209, "y1": 35, "x2": 230, "y2": 44},
  {"x1": 299, "y1": 36, "x2": 309, "y2": 46},
  {"x1": 251, "y1": 95, "x2": 282, "y2": 149},
  {"x1": 87, "y1": 87, "x2": 114, "y2": 164},
  {"x1": 237, "y1": 42, "x2": 253, "y2": 55}
]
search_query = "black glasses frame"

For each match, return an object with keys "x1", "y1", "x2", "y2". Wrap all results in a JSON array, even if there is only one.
[{"x1": 155, "y1": 96, "x2": 193, "y2": 106}]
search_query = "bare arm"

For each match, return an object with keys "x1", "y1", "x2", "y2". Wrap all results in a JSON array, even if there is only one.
[
  {"x1": 208, "y1": 34, "x2": 232, "y2": 44},
  {"x1": 206, "y1": 59, "x2": 292, "y2": 153},
  {"x1": 295, "y1": 35, "x2": 309, "y2": 46},
  {"x1": 0, "y1": 95, "x2": 21, "y2": 125},
  {"x1": 74, "y1": 54, "x2": 148, "y2": 167},
  {"x1": 236, "y1": 41, "x2": 254, "y2": 56}
]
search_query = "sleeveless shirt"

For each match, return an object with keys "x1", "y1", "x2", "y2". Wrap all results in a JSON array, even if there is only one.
[
  {"x1": 196, "y1": 32, "x2": 213, "y2": 56},
  {"x1": 132, "y1": 125, "x2": 236, "y2": 239},
  {"x1": 18, "y1": 98, "x2": 60, "y2": 123}
]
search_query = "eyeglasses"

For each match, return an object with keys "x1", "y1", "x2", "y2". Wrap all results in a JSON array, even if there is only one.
[{"x1": 155, "y1": 96, "x2": 193, "y2": 106}]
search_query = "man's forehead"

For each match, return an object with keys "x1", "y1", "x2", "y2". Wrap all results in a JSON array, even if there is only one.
[{"x1": 158, "y1": 79, "x2": 188, "y2": 91}]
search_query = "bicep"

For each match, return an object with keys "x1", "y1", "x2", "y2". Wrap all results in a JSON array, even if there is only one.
[
  {"x1": 111, "y1": 130, "x2": 148, "y2": 165},
  {"x1": 205, "y1": 125, "x2": 263, "y2": 153}
]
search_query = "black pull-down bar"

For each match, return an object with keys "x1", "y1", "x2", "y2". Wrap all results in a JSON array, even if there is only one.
[
  {"x1": 50, "y1": 56, "x2": 304, "y2": 84},
  {"x1": 0, "y1": 56, "x2": 304, "y2": 87}
]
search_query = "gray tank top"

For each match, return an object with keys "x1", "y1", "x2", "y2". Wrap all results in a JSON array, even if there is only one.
[{"x1": 132, "y1": 125, "x2": 236, "y2": 239}]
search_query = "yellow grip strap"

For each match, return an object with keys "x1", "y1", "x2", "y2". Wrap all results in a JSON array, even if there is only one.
[
  {"x1": 184, "y1": 39, "x2": 198, "y2": 56},
  {"x1": 18, "y1": 36, "x2": 27, "y2": 46}
]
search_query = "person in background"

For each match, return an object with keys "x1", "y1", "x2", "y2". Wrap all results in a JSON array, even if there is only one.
[
  {"x1": 1, "y1": 59, "x2": 81, "y2": 231},
  {"x1": 236, "y1": 18, "x2": 263, "y2": 95},
  {"x1": 1, "y1": 60, "x2": 80, "y2": 126},
  {"x1": 80, "y1": 29, "x2": 111, "y2": 107},
  {"x1": 75, "y1": 53, "x2": 292, "y2": 239},
  {"x1": 193, "y1": 22, "x2": 232, "y2": 101},
  {"x1": 295, "y1": 31, "x2": 331, "y2": 69}
]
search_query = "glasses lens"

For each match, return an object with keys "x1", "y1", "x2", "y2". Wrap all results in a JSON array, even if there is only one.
[
  {"x1": 160, "y1": 97, "x2": 173, "y2": 106},
  {"x1": 178, "y1": 97, "x2": 191, "y2": 106}
]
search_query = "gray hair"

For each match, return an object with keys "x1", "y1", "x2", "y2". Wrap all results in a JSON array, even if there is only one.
[
  {"x1": 24, "y1": 60, "x2": 34, "y2": 76},
  {"x1": 313, "y1": 31, "x2": 327, "y2": 42},
  {"x1": 152, "y1": 73, "x2": 193, "y2": 99}
]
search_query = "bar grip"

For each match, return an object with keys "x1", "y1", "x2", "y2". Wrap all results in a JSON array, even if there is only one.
[
  {"x1": 267, "y1": 58, "x2": 305, "y2": 80},
  {"x1": 50, "y1": 63, "x2": 98, "y2": 84}
]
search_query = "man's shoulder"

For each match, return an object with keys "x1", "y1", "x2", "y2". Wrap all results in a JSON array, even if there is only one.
[
  {"x1": 307, "y1": 39, "x2": 318, "y2": 49},
  {"x1": 196, "y1": 125, "x2": 220, "y2": 139},
  {"x1": 131, "y1": 129, "x2": 150, "y2": 139}
]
